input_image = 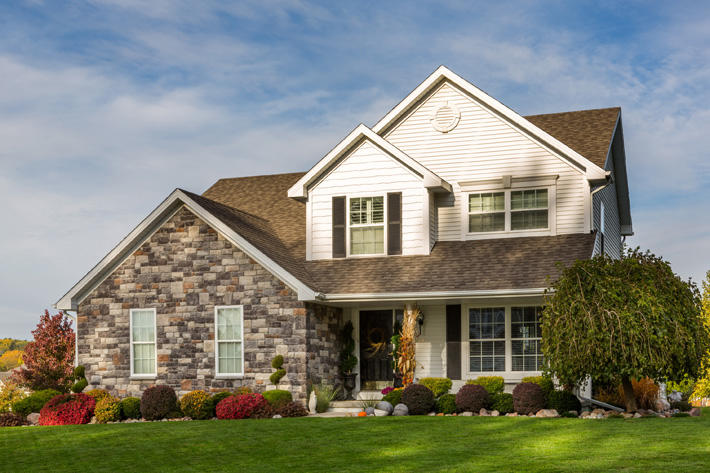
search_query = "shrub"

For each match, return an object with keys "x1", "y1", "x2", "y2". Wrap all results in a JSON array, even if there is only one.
[
  {"x1": 39, "y1": 393, "x2": 96, "y2": 425},
  {"x1": 95, "y1": 395, "x2": 121, "y2": 423},
  {"x1": 140, "y1": 385, "x2": 178, "y2": 421},
  {"x1": 12, "y1": 389, "x2": 61, "y2": 416},
  {"x1": 179, "y1": 390, "x2": 212, "y2": 420},
  {"x1": 632, "y1": 378, "x2": 659, "y2": 410},
  {"x1": 277, "y1": 401, "x2": 309, "y2": 417},
  {"x1": 0, "y1": 381, "x2": 27, "y2": 413},
  {"x1": 235, "y1": 386, "x2": 253, "y2": 395},
  {"x1": 521, "y1": 376, "x2": 554, "y2": 398},
  {"x1": 513, "y1": 383, "x2": 545, "y2": 415},
  {"x1": 71, "y1": 366, "x2": 87, "y2": 394},
  {"x1": 401, "y1": 383, "x2": 434, "y2": 415},
  {"x1": 455, "y1": 384, "x2": 489, "y2": 413},
  {"x1": 381, "y1": 386, "x2": 394, "y2": 396},
  {"x1": 262, "y1": 390, "x2": 293, "y2": 410},
  {"x1": 270, "y1": 369, "x2": 286, "y2": 386},
  {"x1": 86, "y1": 389, "x2": 110, "y2": 403},
  {"x1": 120, "y1": 397, "x2": 141, "y2": 419},
  {"x1": 419, "y1": 378, "x2": 452, "y2": 398},
  {"x1": 382, "y1": 388, "x2": 403, "y2": 407},
  {"x1": 216, "y1": 393, "x2": 268, "y2": 420},
  {"x1": 313, "y1": 382, "x2": 338, "y2": 413},
  {"x1": 467, "y1": 376, "x2": 505, "y2": 395},
  {"x1": 435, "y1": 393, "x2": 457, "y2": 414},
  {"x1": 271, "y1": 355, "x2": 284, "y2": 369},
  {"x1": 667, "y1": 377, "x2": 696, "y2": 401},
  {"x1": 490, "y1": 393, "x2": 514, "y2": 414},
  {"x1": 547, "y1": 390, "x2": 581, "y2": 413},
  {"x1": 0, "y1": 412, "x2": 27, "y2": 427},
  {"x1": 671, "y1": 400, "x2": 692, "y2": 412},
  {"x1": 208, "y1": 392, "x2": 234, "y2": 416}
]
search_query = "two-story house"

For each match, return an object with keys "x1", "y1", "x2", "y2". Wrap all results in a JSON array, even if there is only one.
[{"x1": 55, "y1": 66, "x2": 632, "y2": 400}]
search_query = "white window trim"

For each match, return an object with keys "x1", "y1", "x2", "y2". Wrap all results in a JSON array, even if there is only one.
[
  {"x1": 214, "y1": 305, "x2": 245, "y2": 378},
  {"x1": 346, "y1": 194, "x2": 387, "y2": 258},
  {"x1": 129, "y1": 308, "x2": 157, "y2": 379}
]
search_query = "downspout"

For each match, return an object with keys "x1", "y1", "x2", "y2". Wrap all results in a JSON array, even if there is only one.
[{"x1": 62, "y1": 310, "x2": 79, "y2": 368}]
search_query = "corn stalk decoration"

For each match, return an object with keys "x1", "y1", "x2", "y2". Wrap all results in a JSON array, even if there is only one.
[{"x1": 397, "y1": 305, "x2": 421, "y2": 387}]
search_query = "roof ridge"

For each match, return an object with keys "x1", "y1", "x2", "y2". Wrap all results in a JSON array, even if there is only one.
[
  {"x1": 211, "y1": 171, "x2": 307, "y2": 182},
  {"x1": 524, "y1": 106, "x2": 621, "y2": 118},
  {"x1": 180, "y1": 189, "x2": 271, "y2": 224}
]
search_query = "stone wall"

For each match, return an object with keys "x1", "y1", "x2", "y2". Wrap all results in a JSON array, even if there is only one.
[{"x1": 77, "y1": 206, "x2": 340, "y2": 401}]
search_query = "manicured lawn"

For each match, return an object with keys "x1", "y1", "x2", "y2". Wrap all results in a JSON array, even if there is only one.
[{"x1": 2, "y1": 412, "x2": 710, "y2": 472}]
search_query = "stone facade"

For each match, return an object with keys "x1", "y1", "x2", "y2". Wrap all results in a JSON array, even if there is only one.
[{"x1": 77, "y1": 207, "x2": 341, "y2": 401}]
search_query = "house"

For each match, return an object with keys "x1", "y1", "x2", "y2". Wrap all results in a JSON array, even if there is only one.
[{"x1": 55, "y1": 66, "x2": 632, "y2": 400}]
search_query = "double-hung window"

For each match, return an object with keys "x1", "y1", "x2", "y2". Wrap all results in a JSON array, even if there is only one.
[
  {"x1": 511, "y1": 307, "x2": 543, "y2": 371},
  {"x1": 468, "y1": 193, "x2": 505, "y2": 233},
  {"x1": 511, "y1": 189, "x2": 548, "y2": 230},
  {"x1": 468, "y1": 307, "x2": 506, "y2": 372},
  {"x1": 130, "y1": 308, "x2": 156, "y2": 377},
  {"x1": 215, "y1": 306, "x2": 244, "y2": 376},
  {"x1": 349, "y1": 196, "x2": 384, "y2": 255},
  {"x1": 467, "y1": 187, "x2": 550, "y2": 234}
]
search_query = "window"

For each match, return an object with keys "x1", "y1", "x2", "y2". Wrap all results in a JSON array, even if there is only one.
[
  {"x1": 511, "y1": 189, "x2": 548, "y2": 230},
  {"x1": 511, "y1": 307, "x2": 543, "y2": 371},
  {"x1": 130, "y1": 308, "x2": 156, "y2": 377},
  {"x1": 468, "y1": 308, "x2": 505, "y2": 372},
  {"x1": 468, "y1": 193, "x2": 505, "y2": 232},
  {"x1": 350, "y1": 196, "x2": 384, "y2": 255},
  {"x1": 215, "y1": 306, "x2": 243, "y2": 376}
]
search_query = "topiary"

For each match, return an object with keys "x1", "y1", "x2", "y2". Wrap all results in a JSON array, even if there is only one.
[
  {"x1": 521, "y1": 376, "x2": 554, "y2": 399},
  {"x1": 179, "y1": 390, "x2": 213, "y2": 420},
  {"x1": 0, "y1": 412, "x2": 28, "y2": 427},
  {"x1": 11, "y1": 389, "x2": 61, "y2": 416},
  {"x1": 86, "y1": 389, "x2": 111, "y2": 403},
  {"x1": 262, "y1": 390, "x2": 293, "y2": 410},
  {"x1": 490, "y1": 393, "x2": 514, "y2": 414},
  {"x1": 277, "y1": 401, "x2": 308, "y2": 417},
  {"x1": 272, "y1": 355, "x2": 284, "y2": 369},
  {"x1": 547, "y1": 390, "x2": 581, "y2": 414},
  {"x1": 140, "y1": 385, "x2": 178, "y2": 421},
  {"x1": 120, "y1": 397, "x2": 141, "y2": 419},
  {"x1": 270, "y1": 355, "x2": 286, "y2": 386},
  {"x1": 216, "y1": 393, "x2": 268, "y2": 420},
  {"x1": 94, "y1": 395, "x2": 121, "y2": 423},
  {"x1": 401, "y1": 384, "x2": 435, "y2": 415},
  {"x1": 39, "y1": 393, "x2": 96, "y2": 425},
  {"x1": 382, "y1": 388, "x2": 403, "y2": 407},
  {"x1": 513, "y1": 382, "x2": 545, "y2": 415},
  {"x1": 71, "y1": 366, "x2": 88, "y2": 393},
  {"x1": 467, "y1": 376, "x2": 505, "y2": 395},
  {"x1": 671, "y1": 400, "x2": 692, "y2": 412},
  {"x1": 455, "y1": 384, "x2": 490, "y2": 413},
  {"x1": 435, "y1": 393, "x2": 457, "y2": 414},
  {"x1": 419, "y1": 378, "x2": 453, "y2": 398}
]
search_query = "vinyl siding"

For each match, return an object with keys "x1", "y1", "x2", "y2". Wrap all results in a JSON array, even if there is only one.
[
  {"x1": 593, "y1": 149, "x2": 622, "y2": 258},
  {"x1": 415, "y1": 304, "x2": 446, "y2": 378},
  {"x1": 428, "y1": 192, "x2": 437, "y2": 251}
]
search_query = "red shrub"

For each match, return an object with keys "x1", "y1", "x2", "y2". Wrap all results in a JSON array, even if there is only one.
[
  {"x1": 39, "y1": 393, "x2": 96, "y2": 426},
  {"x1": 216, "y1": 393, "x2": 268, "y2": 420}
]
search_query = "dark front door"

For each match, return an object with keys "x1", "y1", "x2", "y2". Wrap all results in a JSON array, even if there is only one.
[{"x1": 359, "y1": 310, "x2": 394, "y2": 385}]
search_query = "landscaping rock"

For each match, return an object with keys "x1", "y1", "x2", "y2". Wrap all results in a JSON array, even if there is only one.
[
  {"x1": 505, "y1": 412, "x2": 518, "y2": 417},
  {"x1": 633, "y1": 412, "x2": 642, "y2": 418},
  {"x1": 272, "y1": 414, "x2": 282, "y2": 419},
  {"x1": 690, "y1": 408, "x2": 702, "y2": 417},
  {"x1": 364, "y1": 407, "x2": 375, "y2": 416},
  {"x1": 490, "y1": 410, "x2": 500, "y2": 417},
  {"x1": 393, "y1": 403, "x2": 409, "y2": 416},
  {"x1": 535, "y1": 409, "x2": 559, "y2": 418},
  {"x1": 26, "y1": 413, "x2": 40, "y2": 425},
  {"x1": 655, "y1": 398, "x2": 671, "y2": 412},
  {"x1": 623, "y1": 413, "x2": 634, "y2": 419},
  {"x1": 479, "y1": 408, "x2": 490, "y2": 416},
  {"x1": 375, "y1": 401, "x2": 393, "y2": 414},
  {"x1": 374, "y1": 409, "x2": 389, "y2": 417},
  {"x1": 89, "y1": 416, "x2": 97, "y2": 424},
  {"x1": 461, "y1": 411, "x2": 473, "y2": 416},
  {"x1": 591, "y1": 408, "x2": 606, "y2": 417},
  {"x1": 435, "y1": 413, "x2": 443, "y2": 416}
]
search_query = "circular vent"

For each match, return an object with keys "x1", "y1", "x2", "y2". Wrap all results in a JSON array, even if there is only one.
[{"x1": 430, "y1": 102, "x2": 460, "y2": 133}]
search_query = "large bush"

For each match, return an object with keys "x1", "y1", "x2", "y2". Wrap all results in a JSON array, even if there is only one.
[
  {"x1": 208, "y1": 392, "x2": 234, "y2": 416},
  {"x1": 277, "y1": 401, "x2": 308, "y2": 417},
  {"x1": 490, "y1": 393, "x2": 514, "y2": 414},
  {"x1": 467, "y1": 376, "x2": 505, "y2": 395},
  {"x1": 262, "y1": 390, "x2": 293, "y2": 410},
  {"x1": 547, "y1": 390, "x2": 581, "y2": 413},
  {"x1": 120, "y1": 397, "x2": 141, "y2": 419},
  {"x1": 382, "y1": 388, "x2": 403, "y2": 407},
  {"x1": 180, "y1": 390, "x2": 213, "y2": 420},
  {"x1": 86, "y1": 389, "x2": 111, "y2": 403},
  {"x1": 141, "y1": 385, "x2": 178, "y2": 421},
  {"x1": 401, "y1": 384, "x2": 435, "y2": 415},
  {"x1": 12, "y1": 389, "x2": 61, "y2": 416},
  {"x1": 435, "y1": 393, "x2": 457, "y2": 414},
  {"x1": 513, "y1": 383, "x2": 545, "y2": 415},
  {"x1": 419, "y1": 378, "x2": 452, "y2": 398},
  {"x1": 521, "y1": 376, "x2": 554, "y2": 399},
  {"x1": 0, "y1": 412, "x2": 28, "y2": 427},
  {"x1": 216, "y1": 393, "x2": 269, "y2": 420},
  {"x1": 39, "y1": 393, "x2": 96, "y2": 425},
  {"x1": 94, "y1": 395, "x2": 121, "y2": 423},
  {"x1": 0, "y1": 381, "x2": 27, "y2": 413},
  {"x1": 455, "y1": 384, "x2": 489, "y2": 413}
]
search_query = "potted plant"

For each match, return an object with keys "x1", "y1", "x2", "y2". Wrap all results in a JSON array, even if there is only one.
[{"x1": 339, "y1": 321, "x2": 358, "y2": 400}]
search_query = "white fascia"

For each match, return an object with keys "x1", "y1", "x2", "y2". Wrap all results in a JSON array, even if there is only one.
[{"x1": 318, "y1": 288, "x2": 548, "y2": 303}]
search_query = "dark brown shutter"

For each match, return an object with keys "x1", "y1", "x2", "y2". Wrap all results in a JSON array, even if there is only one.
[
  {"x1": 332, "y1": 196, "x2": 346, "y2": 258},
  {"x1": 387, "y1": 192, "x2": 402, "y2": 255},
  {"x1": 446, "y1": 304, "x2": 462, "y2": 380}
]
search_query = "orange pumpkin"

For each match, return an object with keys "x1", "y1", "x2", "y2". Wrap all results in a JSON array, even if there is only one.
[{"x1": 358, "y1": 411, "x2": 367, "y2": 417}]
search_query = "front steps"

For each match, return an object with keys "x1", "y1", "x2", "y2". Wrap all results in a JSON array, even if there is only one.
[{"x1": 328, "y1": 391, "x2": 383, "y2": 413}]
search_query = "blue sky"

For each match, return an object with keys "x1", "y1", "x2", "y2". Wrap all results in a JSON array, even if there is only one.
[{"x1": 1, "y1": 1, "x2": 708, "y2": 338}]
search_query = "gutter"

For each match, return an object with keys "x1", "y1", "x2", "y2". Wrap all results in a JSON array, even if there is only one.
[{"x1": 317, "y1": 288, "x2": 548, "y2": 303}]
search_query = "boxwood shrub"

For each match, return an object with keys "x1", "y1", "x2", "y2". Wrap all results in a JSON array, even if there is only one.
[
  {"x1": 467, "y1": 376, "x2": 505, "y2": 396},
  {"x1": 513, "y1": 382, "x2": 545, "y2": 415},
  {"x1": 120, "y1": 397, "x2": 141, "y2": 419},
  {"x1": 419, "y1": 378, "x2": 452, "y2": 398},
  {"x1": 490, "y1": 392, "x2": 514, "y2": 414},
  {"x1": 140, "y1": 385, "x2": 178, "y2": 421},
  {"x1": 12, "y1": 389, "x2": 61, "y2": 416},
  {"x1": 382, "y1": 388, "x2": 403, "y2": 407},
  {"x1": 262, "y1": 390, "x2": 293, "y2": 410},
  {"x1": 401, "y1": 384, "x2": 435, "y2": 415},
  {"x1": 455, "y1": 384, "x2": 489, "y2": 413},
  {"x1": 547, "y1": 390, "x2": 581, "y2": 413},
  {"x1": 435, "y1": 393, "x2": 457, "y2": 414}
]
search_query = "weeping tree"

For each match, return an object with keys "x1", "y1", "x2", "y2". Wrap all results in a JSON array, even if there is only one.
[{"x1": 542, "y1": 248, "x2": 708, "y2": 412}]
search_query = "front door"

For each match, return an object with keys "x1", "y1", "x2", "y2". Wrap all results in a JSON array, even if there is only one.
[{"x1": 359, "y1": 310, "x2": 394, "y2": 389}]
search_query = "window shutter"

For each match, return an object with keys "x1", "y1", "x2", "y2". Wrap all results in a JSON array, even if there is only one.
[
  {"x1": 446, "y1": 304, "x2": 462, "y2": 380},
  {"x1": 387, "y1": 192, "x2": 402, "y2": 255},
  {"x1": 332, "y1": 196, "x2": 346, "y2": 258}
]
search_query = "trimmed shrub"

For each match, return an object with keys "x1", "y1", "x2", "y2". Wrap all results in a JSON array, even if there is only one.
[
  {"x1": 12, "y1": 389, "x2": 61, "y2": 416},
  {"x1": 435, "y1": 393, "x2": 457, "y2": 414},
  {"x1": 513, "y1": 382, "x2": 545, "y2": 415},
  {"x1": 401, "y1": 384, "x2": 435, "y2": 415},
  {"x1": 467, "y1": 376, "x2": 505, "y2": 395},
  {"x1": 490, "y1": 393, "x2": 514, "y2": 414},
  {"x1": 455, "y1": 384, "x2": 490, "y2": 413},
  {"x1": 71, "y1": 366, "x2": 88, "y2": 394},
  {"x1": 419, "y1": 378, "x2": 453, "y2": 398},
  {"x1": 382, "y1": 388, "x2": 403, "y2": 407},
  {"x1": 277, "y1": 401, "x2": 308, "y2": 417},
  {"x1": 271, "y1": 355, "x2": 284, "y2": 369},
  {"x1": 95, "y1": 395, "x2": 121, "y2": 423},
  {"x1": 548, "y1": 390, "x2": 581, "y2": 414},
  {"x1": 262, "y1": 390, "x2": 293, "y2": 410},
  {"x1": 521, "y1": 376, "x2": 554, "y2": 398},
  {"x1": 0, "y1": 412, "x2": 28, "y2": 427},
  {"x1": 671, "y1": 400, "x2": 692, "y2": 412},
  {"x1": 216, "y1": 393, "x2": 268, "y2": 420},
  {"x1": 120, "y1": 397, "x2": 141, "y2": 419},
  {"x1": 270, "y1": 369, "x2": 286, "y2": 386},
  {"x1": 86, "y1": 389, "x2": 111, "y2": 403},
  {"x1": 140, "y1": 385, "x2": 178, "y2": 421},
  {"x1": 180, "y1": 390, "x2": 212, "y2": 420},
  {"x1": 39, "y1": 393, "x2": 96, "y2": 425}
]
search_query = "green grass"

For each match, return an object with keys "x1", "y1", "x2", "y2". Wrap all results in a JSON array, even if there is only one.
[{"x1": 2, "y1": 411, "x2": 710, "y2": 472}]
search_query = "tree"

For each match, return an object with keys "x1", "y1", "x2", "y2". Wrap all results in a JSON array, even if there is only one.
[
  {"x1": 14, "y1": 310, "x2": 75, "y2": 392},
  {"x1": 691, "y1": 271, "x2": 710, "y2": 400},
  {"x1": 0, "y1": 350, "x2": 23, "y2": 371},
  {"x1": 542, "y1": 248, "x2": 708, "y2": 412}
]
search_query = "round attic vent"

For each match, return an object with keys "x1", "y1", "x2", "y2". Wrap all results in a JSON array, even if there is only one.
[{"x1": 430, "y1": 102, "x2": 460, "y2": 133}]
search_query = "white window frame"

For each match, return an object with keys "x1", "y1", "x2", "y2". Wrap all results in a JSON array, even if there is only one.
[
  {"x1": 510, "y1": 306, "x2": 544, "y2": 373},
  {"x1": 129, "y1": 308, "x2": 157, "y2": 379},
  {"x1": 214, "y1": 305, "x2": 245, "y2": 378},
  {"x1": 346, "y1": 194, "x2": 387, "y2": 257}
]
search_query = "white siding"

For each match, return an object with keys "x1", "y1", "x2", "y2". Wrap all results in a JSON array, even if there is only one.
[
  {"x1": 593, "y1": 150, "x2": 622, "y2": 258},
  {"x1": 309, "y1": 140, "x2": 428, "y2": 260},
  {"x1": 428, "y1": 192, "x2": 437, "y2": 250},
  {"x1": 384, "y1": 82, "x2": 589, "y2": 240},
  {"x1": 415, "y1": 304, "x2": 446, "y2": 378}
]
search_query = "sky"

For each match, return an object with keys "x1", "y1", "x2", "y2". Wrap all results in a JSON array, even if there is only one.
[{"x1": 1, "y1": 1, "x2": 708, "y2": 339}]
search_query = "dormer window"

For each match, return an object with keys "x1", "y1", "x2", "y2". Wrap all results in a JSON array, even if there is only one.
[
  {"x1": 349, "y1": 196, "x2": 384, "y2": 255},
  {"x1": 511, "y1": 189, "x2": 548, "y2": 230}
]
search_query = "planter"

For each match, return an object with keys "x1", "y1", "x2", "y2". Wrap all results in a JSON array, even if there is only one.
[{"x1": 341, "y1": 373, "x2": 358, "y2": 400}]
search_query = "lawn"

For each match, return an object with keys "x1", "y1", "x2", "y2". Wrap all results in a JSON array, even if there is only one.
[{"x1": 2, "y1": 412, "x2": 710, "y2": 472}]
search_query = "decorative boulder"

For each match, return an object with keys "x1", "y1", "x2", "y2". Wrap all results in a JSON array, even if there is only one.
[
  {"x1": 364, "y1": 407, "x2": 375, "y2": 416},
  {"x1": 375, "y1": 401, "x2": 393, "y2": 414},
  {"x1": 393, "y1": 403, "x2": 409, "y2": 416},
  {"x1": 689, "y1": 407, "x2": 702, "y2": 417},
  {"x1": 374, "y1": 409, "x2": 389, "y2": 417},
  {"x1": 26, "y1": 413, "x2": 40, "y2": 425},
  {"x1": 535, "y1": 409, "x2": 559, "y2": 418}
]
